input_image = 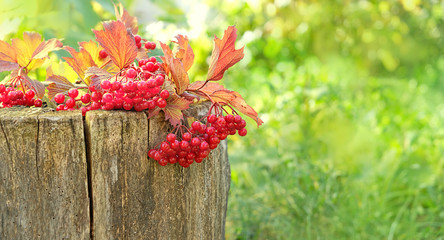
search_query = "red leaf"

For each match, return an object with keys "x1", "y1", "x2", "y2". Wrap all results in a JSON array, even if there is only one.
[
  {"x1": 114, "y1": 3, "x2": 138, "y2": 35},
  {"x1": 207, "y1": 26, "x2": 244, "y2": 81},
  {"x1": 93, "y1": 21, "x2": 137, "y2": 70},
  {"x1": 162, "y1": 97, "x2": 192, "y2": 126},
  {"x1": 63, "y1": 46, "x2": 97, "y2": 84},
  {"x1": 173, "y1": 35, "x2": 194, "y2": 71},
  {"x1": 21, "y1": 74, "x2": 45, "y2": 98},
  {"x1": 187, "y1": 81, "x2": 263, "y2": 126},
  {"x1": 84, "y1": 66, "x2": 113, "y2": 90},
  {"x1": 46, "y1": 75, "x2": 75, "y2": 100},
  {"x1": 160, "y1": 42, "x2": 189, "y2": 95}
]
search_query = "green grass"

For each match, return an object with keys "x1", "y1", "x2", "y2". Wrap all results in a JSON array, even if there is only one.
[{"x1": 224, "y1": 57, "x2": 444, "y2": 239}]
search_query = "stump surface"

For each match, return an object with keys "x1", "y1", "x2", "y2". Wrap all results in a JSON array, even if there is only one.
[{"x1": 0, "y1": 106, "x2": 230, "y2": 240}]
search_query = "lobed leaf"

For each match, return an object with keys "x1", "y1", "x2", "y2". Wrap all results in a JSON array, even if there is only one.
[
  {"x1": 187, "y1": 81, "x2": 263, "y2": 126},
  {"x1": 93, "y1": 20, "x2": 138, "y2": 70},
  {"x1": 114, "y1": 3, "x2": 138, "y2": 35},
  {"x1": 162, "y1": 96, "x2": 193, "y2": 126},
  {"x1": 160, "y1": 42, "x2": 189, "y2": 95},
  {"x1": 85, "y1": 66, "x2": 113, "y2": 91},
  {"x1": 63, "y1": 46, "x2": 97, "y2": 84},
  {"x1": 0, "y1": 60, "x2": 19, "y2": 72},
  {"x1": 173, "y1": 35, "x2": 194, "y2": 71},
  {"x1": 206, "y1": 26, "x2": 244, "y2": 81},
  {"x1": 31, "y1": 38, "x2": 63, "y2": 59},
  {"x1": 46, "y1": 75, "x2": 75, "y2": 100},
  {"x1": 21, "y1": 74, "x2": 45, "y2": 98}
]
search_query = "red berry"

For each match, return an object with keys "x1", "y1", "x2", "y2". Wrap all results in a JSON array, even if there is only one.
[
  {"x1": 102, "y1": 93, "x2": 113, "y2": 103},
  {"x1": 126, "y1": 68, "x2": 137, "y2": 79},
  {"x1": 56, "y1": 104, "x2": 65, "y2": 111},
  {"x1": 191, "y1": 137, "x2": 201, "y2": 147},
  {"x1": 68, "y1": 88, "x2": 79, "y2": 98},
  {"x1": 134, "y1": 35, "x2": 141, "y2": 43},
  {"x1": 34, "y1": 99, "x2": 42, "y2": 107},
  {"x1": 81, "y1": 93, "x2": 91, "y2": 104},
  {"x1": 206, "y1": 126, "x2": 216, "y2": 136},
  {"x1": 180, "y1": 140, "x2": 189, "y2": 150},
  {"x1": 136, "y1": 42, "x2": 142, "y2": 48},
  {"x1": 157, "y1": 98, "x2": 167, "y2": 108},
  {"x1": 0, "y1": 84, "x2": 5, "y2": 93},
  {"x1": 101, "y1": 80, "x2": 111, "y2": 90},
  {"x1": 167, "y1": 133, "x2": 176, "y2": 143},
  {"x1": 207, "y1": 114, "x2": 217, "y2": 123},
  {"x1": 200, "y1": 141, "x2": 209, "y2": 151},
  {"x1": 54, "y1": 93, "x2": 65, "y2": 104},
  {"x1": 238, "y1": 128, "x2": 247, "y2": 136},
  {"x1": 25, "y1": 89, "x2": 35, "y2": 99},
  {"x1": 160, "y1": 90, "x2": 169, "y2": 99},
  {"x1": 183, "y1": 132, "x2": 192, "y2": 141},
  {"x1": 91, "y1": 92, "x2": 102, "y2": 102},
  {"x1": 99, "y1": 49, "x2": 108, "y2": 59},
  {"x1": 234, "y1": 115, "x2": 242, "y2": 123},
  {"x1": 154, "y1": 75, "x2": 164, "y2": 86},
  {"x1": 148, "y1": 149, "x2": 156, "y2": 159},
  {"x1": 66, "y1": 98, "x2": 76, "y2": 108},
  {"x1": 111, "y1": 81, "x2": 122, "y2": 91}
]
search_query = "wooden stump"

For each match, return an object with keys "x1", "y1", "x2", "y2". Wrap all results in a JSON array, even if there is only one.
[{"x1": 0, "y1": 106, "x2": 230, "y2": 240}]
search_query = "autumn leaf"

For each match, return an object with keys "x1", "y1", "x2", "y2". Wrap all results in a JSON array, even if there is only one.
[
  {"x1": 207, "y1": 26, "x2": 244, "y2": 81},
  {"x1": 161, "y1": 96, "x2": 192, "y2": 126},
  {"x1": 187, "y1": 81, "x2": 263, "y2": 126},
  {"x1": 85, "y1": 66, "x2": 113, "y2": 91},
  {"x1": 79, "y1": 40, "x2": 105, "y2": 66},
  {"x1": 93, "y1": 20, "x2": 137, "y2": 70},
  {"x1": 114, "y1": 3, "x2": 138, "y2": 35},
  {"x1": 0, "y1": 61, "x2": 19, "y2": 72},
  {"x1": 0, "y1": 32, "x2": 62, "y2": 72},
  {"x1": 160, "y1": 42, "x2": 189, "y2": 95},
  {"x1": 63, "y1": 46, "x2": 97, "y2": 84},
  {"x1": 21, "y1": 74, "x2": 45, "y2": 98},
  {"x1": 173, "y1": 35, "x2": 194, "y2": 71},
  {"x1": 46, "y1": 75, "x2": 75, "y2": 100}
]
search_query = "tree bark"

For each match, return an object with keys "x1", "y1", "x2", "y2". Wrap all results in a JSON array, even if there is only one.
[{"x1": 0, "y1": 105, "x2": 230, "y2": 240}]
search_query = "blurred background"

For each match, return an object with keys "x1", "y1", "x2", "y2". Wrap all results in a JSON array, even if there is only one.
[{"x1": 1, "y1": 0, "x2": 444, "y2": 239}]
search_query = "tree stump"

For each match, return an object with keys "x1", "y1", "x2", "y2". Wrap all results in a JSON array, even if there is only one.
[{"x1": 0, "y1": 105, "x2": 230, "y2": 240}]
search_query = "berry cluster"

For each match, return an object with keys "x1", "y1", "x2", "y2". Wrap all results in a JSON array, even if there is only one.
[
  {"x1": 0, "y1": 84, "x2": 42, "y2": 108},
  {"x1": 55, "y1": 53, "x2": 169, "y2": 115},
  {"x1": 149, "y1": 107, "x2": 248, "y2": 168}
]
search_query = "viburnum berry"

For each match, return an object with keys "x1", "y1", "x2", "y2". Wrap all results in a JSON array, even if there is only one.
[
  {"x1": 159, "y1": 90, "x2": 169, "y2": 99},
  {"x1": 81, "y1": 93, "x2": 91, "y2": 104},
  {"x1": 25, "y1": 89, "x2": 35, "y2": 99},
  {"x1": 126, "y1": 68, "x2": 137, "y2": 79},
  {"x1": 101, "y1": 80, "x2": 111, "y2": 90},
  {"x1": 99, "y1": 49, "x2": 108, "y2": 59},
  {"x1": 54, "y1": 93, "x2": 65, "y2": 104},
  {"x1": 134, "y1": 35, "x2": 141, "y2": 43},
  {"x1": 34, "y1": 99, "x2": 42, "y2": 107},
  {"x1": 68, "y1": 88, "x2": 79, "y2": 98}
]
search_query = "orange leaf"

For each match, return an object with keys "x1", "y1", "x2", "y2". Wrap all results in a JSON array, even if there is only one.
[
  {"x1": 0, "y1": 40, "x2": 17, "y2": 63},
  {"x1": 187, "y1": 81, "x2": 263, "y2": 126},
  {"x1": 46, "y1": 75, "x2": 75, "y2": 100},
  {"x1": 160, "y1": 42, "x2": 189, "y2": 95},
  {"x1": 114, "y1": 3, "x2": 138, "y2": 35},
  {"x1": 162, "y1": 96, "x2": 192, "y2": 126},
  {"x1": 63, "y1": 46, "x2": 97, "y2": 84},
  {"x1": 11, "y1": 32, "x2": 42, "y2": 68},
  {"x1": 79, "y1": 40, "x2": 104, "y2": 66},
  {"x1": 173, "y1": 35, "x2": 194, "y2": 71},
  {"x1": 93, "y1": 20, "x2": 137, "y2": 70},
  {"x1": 32, "y1": 38, "x2": 63, "y2": 59},
  {"x1": 207, "y1": 26, "x2": 244, "y2": 81}
]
